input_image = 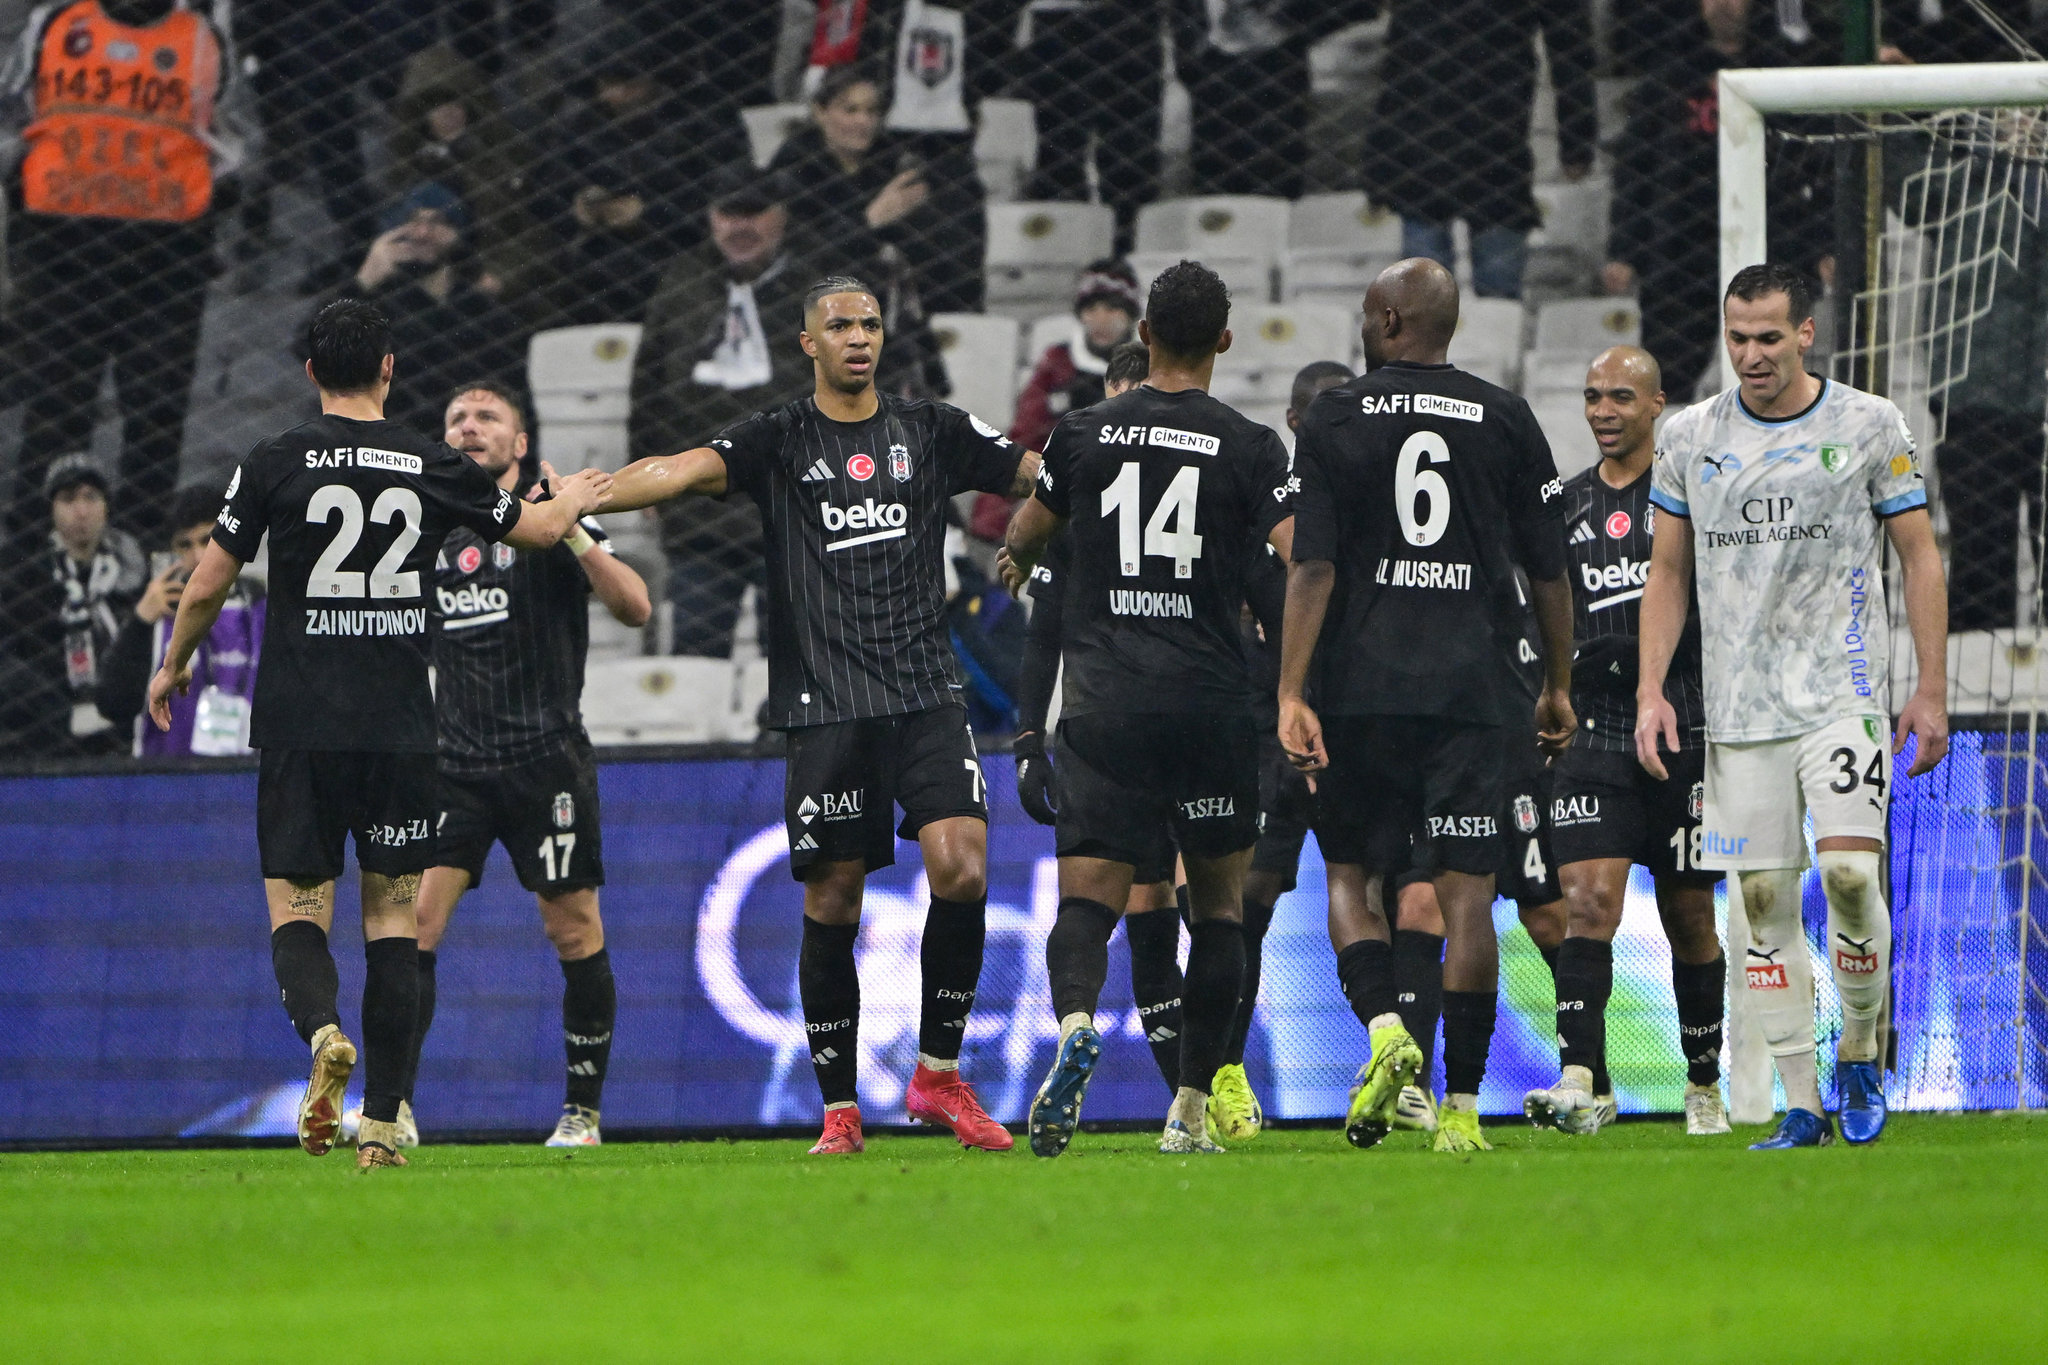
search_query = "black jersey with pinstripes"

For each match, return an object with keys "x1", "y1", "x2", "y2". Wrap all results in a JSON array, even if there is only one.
[
  {"x1": 713, "y1": 394, "x2": 1022, "y2": 728},
  {"x1": 432, "y1": 486, "x2": 604, "y2": 770},
  {"x1": 1561, "y1": 463, "x2": 1705, "y2": 753}
]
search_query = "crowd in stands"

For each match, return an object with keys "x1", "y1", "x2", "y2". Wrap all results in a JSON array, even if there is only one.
[{"x1": 0, "y1": 0, "x2": 2041, "y2": 759}]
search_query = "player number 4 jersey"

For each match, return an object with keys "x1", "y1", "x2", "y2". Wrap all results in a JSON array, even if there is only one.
[{"x1": 1649, "y1": 379, "x2": 1927, "y2": 743}]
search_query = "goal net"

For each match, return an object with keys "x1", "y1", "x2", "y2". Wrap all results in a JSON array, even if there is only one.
[{"x1": 1724, "y1": 62, "x2": 2048, "y2": 1116}]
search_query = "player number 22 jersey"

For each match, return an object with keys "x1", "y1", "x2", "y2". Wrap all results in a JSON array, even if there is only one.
[{"x1": 1649, "y1": 379, "x2": 1927, "y2": 743}]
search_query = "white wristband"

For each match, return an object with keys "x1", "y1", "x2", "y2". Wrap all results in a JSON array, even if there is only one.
[{"x1": 565, "y1": 525, "x2": 597, "y2": 555}]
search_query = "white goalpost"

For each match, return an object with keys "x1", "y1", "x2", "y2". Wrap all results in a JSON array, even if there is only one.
[{"x1": 1716, "y1": 62, "x2": 2048, "y2": 1121}]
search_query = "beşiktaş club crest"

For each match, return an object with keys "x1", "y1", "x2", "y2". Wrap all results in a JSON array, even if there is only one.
[
  {"x1": 552, "y1": 792, "x2": 575, "y2": 830},
  {"x1": 493, "y1": 542, "x2": 516, "y2": 570},
  {"x1": 1689, "y1": 781, "x2": 1705, "y2": 822},
  {"x1": 907, "y1": 26, "x2": 955, "y2": 87},
  {"x1": 1513, "y1": 793, "x2": 1539, "y2": 834},
  {"x1": 888, "y1": 443, "x2": 912, "y2": 482}
]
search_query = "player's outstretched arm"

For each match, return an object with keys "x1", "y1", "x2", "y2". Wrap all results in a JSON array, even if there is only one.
[
  {"x1": 603, "y1": 445, "x2": 731, "y2": 514},
  {"x1": 147, "y1": 540, "x2": 245, "y2": 731},
  {"x1": 569, "y1": 521, "x2": 653, "y2": 627},
  {"x1": 998, "y1": 496, "x2": 1064, "y2": 597},
  {"x1": 1528, "y1": 571, "x2": 1578, "y2": 757},
  {"x1": 1886, "y1": 506, "x2": 1950, "y2": 776},
  {"x1": 1634, "y1": 509, "x2": 1693, "y2": 780},
  {"x1": 1278, "y1": 558, "x2": 1333, "y2": 773},
  {"x1": 503, "y1": 463, "x2": 613, "y2": 551}
]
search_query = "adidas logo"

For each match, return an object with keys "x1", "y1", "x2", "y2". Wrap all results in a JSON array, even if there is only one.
[
  {"x1": 801, "y1": 459, "x2": 832, "y2": 483},
  {"x1": 794, "y1": 833, "x2": 819, "y2": 851},
  {"x1": 1570, "y1": 520, "x2": 1596, "y2": 544},
  {"x1": 813, "y1": 1047, "x2": 838, "y2": 1064},
  {"x1": 568, "y1": 1061, "x2": 599, "y2": 1076},
  {"x1": 1147, "y1": 1026, "x2": 1179, "y2": 1043}
]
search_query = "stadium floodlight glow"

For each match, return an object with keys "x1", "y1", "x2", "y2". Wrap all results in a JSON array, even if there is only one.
[{"x1": 1717, "y1": 62, "x2": 2048, "y2": 389}]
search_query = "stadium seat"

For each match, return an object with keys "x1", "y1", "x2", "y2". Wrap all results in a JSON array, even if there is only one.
[
  {"x1": 581, "y1": 657, "x2": 736, "y2": 745},
  {"x1": 740, "y1": 103, "x2": 810, "y2": 169},
  {"x1": 1210, "y1": 302, "x2": 1359, "y2": 408},
  {"x1": 974, "y1": 98, "x2": 1037, "y2": 201},
  {"x1": 1529, "y1": 391, "x2": 1598, "y2": 479},
  {"x1": 1448, "y1": 294, "x2": 1525, "y2": 389},
  {"x1": 528, "y1": 324, "x2": 642, "y2": 426},
  {"x1": 929, "y1": 312, "x2": 1021, "y2": 431},
  {"x1": 1526, "y1": 176, "x2": 1613, "y2": 289},
  {"x1": 1025, "y1": 312, "x2": 1072, "y2": 365},
  {"x1": 1281, "y1": 192, "x2": 1404, "y2": 305},
  {"x1": 534, "y1": 420, "x2": 629, "y2": 473},
  {"x1": 586, "y1": 599, "x2": 643, "y2": 660},
  {"x1": 1521, "y1": 348, "x2": 1594, "y2": 397},
  {"x1": 1133, "y1": 195, "x2": 1291, "y2": 304},
  {"x1": 1533, "y1": 297, "x2": 1641, "y2": 354},
  {"x1": 985, "y1": 202, "x2": 1116, "y2": 318}
]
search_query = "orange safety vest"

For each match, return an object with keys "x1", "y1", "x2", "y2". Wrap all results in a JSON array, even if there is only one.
[{"x1": 20, "y1": 1, "x2": 220, "y2": 223}]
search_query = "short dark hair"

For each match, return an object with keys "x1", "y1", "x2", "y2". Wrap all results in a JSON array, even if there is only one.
[
  {"x1": 803, "y1": 274, "x2": 876, "y2": 320},
  {"x1": 445, "y1": 379, "x2": 528, "y2": 432},
  {"x1": 1104, "y1": 340, "x2": 1150, "y2": 389},
  {"x1": 1725, "y1": 262, "x2": 1815, "y2": 325},
  {"x1": 1145, "y1": 260, "x2": 1230, "y2": 359},
  {"x1": 169, "y1": 484, "x2": 224, "y2": 536},
  {"x1": 812, "y1": 63, "x2": 885, "y2": 111},
  {"x1": 307, "y1": 298, "x2": 392, "y2": 393},
  {"x1": 1290, "y1": 360, "x2": 1354, "y2": 416}
]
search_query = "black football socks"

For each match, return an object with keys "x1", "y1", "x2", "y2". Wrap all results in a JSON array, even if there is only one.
[
  {"x1": 1222, "y1": 898, "x2": 1275, "y2": 1068},
  {"x1": 1046, "y1": 896, "x2": 1119, "y2": 1026},
  {"x1": 1393, "y1": 928, "x2": 1446, "y2": 1079},
  {"x1": 1672, "y1": 954, "x2": 1728, "y2": 1086},
  {"x1": 401, "y1": 948, "x2": 438, "y2": 1106},
  {"x1": 1554, "y1": 936, "x2": 1613, "y2": 1083},
  {"x1": 1178, "y1": 919, "x2": 1245, "y2": 1095},
  {"x1": 1124, "y1": 908, "x2": 1184, "y2": 1092},
  {"x1": 918, "y1": 896, "x2": 986, "y2": 1064},
  {"x1": 800, "y1": 917, "x2": 861, "y2": 1105},
  {"x1": 561, "y1": 948, "x2": 616, "y2": 1110},
  {"x1": 270, "y1": 921, "x2": 340, "y2": 1045},
  {"x1": 1336, "y1": 937, "x2": 1397, "y2": 1031},
  {"x1": 360, "y1": 937, "x2": 419, "y2": 1124},
  {"x1": 1441, "y1": 990, "x2": 1498, "y2": 1099}
]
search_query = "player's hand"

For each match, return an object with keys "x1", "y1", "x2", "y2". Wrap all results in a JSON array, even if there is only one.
[
  {"x1": 996, "y1": 547, "x2": 1028, "y2": 598},
  {"x1": 1634, "y1": 692, "x2": 1680, "y2": 781},
  {"x1": 147, "y1": 662, "x2": 191, "y2": 732},
  {"x1": 1895, "y1": 686, "x2": 1949, "y2": 777},
  {"x1": 544, "y1": 461, "x2": 614, "y2": 515},
  {"x1": 1279, "y1": 695, "x2": 1327, "y2": 774},
  {"x1": 1536, "y1": 686, "x2": 1577, "y2": 758},
  {"x1": 1014, "y1": 731, "x2": 1056, "y2": 825}
]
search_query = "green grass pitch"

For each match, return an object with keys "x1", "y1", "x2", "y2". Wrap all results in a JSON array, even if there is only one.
[{"x1": 4, "y1": 1114, "x2": 2043, "y2": 1362}]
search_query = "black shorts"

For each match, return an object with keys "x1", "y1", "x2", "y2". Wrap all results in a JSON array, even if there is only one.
[
  {"x1": 1551, "y1": 744, "x2": 1718, "y2": 885},
  {"x1": 257, "y1": 748, "x2": 439, "y2": 882},
  {"x1": 1251, "y1": 733, "x2": 1318, "y2": 886},
  {"x1": 1317, "y1": 715, "x2": 1502, "y2": 876},
  {"x1": 435, "y1": 739, "x2": 606, "y2": 894},
  {"x1": 784, "y1": 704, "x2": 987, "y2": 880},
  {"x1": 1055, "y1": 711, "x2": 1261, "y2": 865},
  {"x1": 1495, "y1": 731, "x2": 1562, "y2": 908}
]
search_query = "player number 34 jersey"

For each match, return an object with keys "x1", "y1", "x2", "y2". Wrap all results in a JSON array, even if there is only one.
[{"x1": 1649, "y1": 379, "x2": 1927, "y2": 743}]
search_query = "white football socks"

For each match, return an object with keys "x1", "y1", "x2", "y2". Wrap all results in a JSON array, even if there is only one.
[
  {"x1": 1738, "y1": 869, "x2": 1825, "y2": 1116},
  {"x1": 1819, "y1": 849, "x2": 1889, "y2": 1064}
]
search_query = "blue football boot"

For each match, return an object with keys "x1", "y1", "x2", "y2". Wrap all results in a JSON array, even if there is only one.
[
  {"x1": 1748, "y1": 1107, "x2": 1835, "y2": 1150},
  {"x1": 1837, "y1": 1060, "x2": 1888, "y2": 1145},
  {"x1": 1027, "y1": 1024, "x2": 1101, "y2": 1157}
]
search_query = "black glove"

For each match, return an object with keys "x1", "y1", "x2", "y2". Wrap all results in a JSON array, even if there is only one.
[{"x1": 1014, "y1": 730, "x2": 1056, "y2": 826}]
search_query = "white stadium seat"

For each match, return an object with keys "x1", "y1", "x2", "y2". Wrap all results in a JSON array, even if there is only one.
[
  {"x1": 1533, "y1": 297, "x2": 1641, "y2": 355},
  {"x1": 580, "y1": 657, "x2": 738, "y2": 746},
  {"x1": 1281, "y1": 192, "x2": 1404, "y2": 305},
  {"x1": 1210, "y1": 302, "x2": 1359, "y2": 408},
  {"x1": 929, "y1": 312, "x2": 1021, "y2": 433},
  {"x1": 1530, "y1": 391, "x2": 1599, "y2": 480},
  {"x1": 1025, "y1": 312, "x2": 1072, "y2": 364},
  {"x1": 740, "y1": 103, "x2": 810, "y2": 169},
  {"x1": 1521, "y1": 348, "x2": 1594, "y2": 397},
  {"x1": 1447, "y1": 294, "x2": 1525, "y2": 389},
  {"x1": 534, "y1": 420, "x2": 629, "y2": 473},
  {"x1": 974, "y1": 98, "x2": 1038, "y2": 200},
  {"x1": 528, "y1": 324, "x2": 641, "y2": 425},
  {"x1": 1133, "y1": 195, "x2": 1291, "y2": 304},
  {"x1": 984, "y1": 202, "x2": 1116, "y2": 317}
]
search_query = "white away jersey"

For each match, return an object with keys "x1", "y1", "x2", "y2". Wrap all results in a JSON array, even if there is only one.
[{"x1": 1649, "y1": 379, "x2": 1926, "y2": 742}]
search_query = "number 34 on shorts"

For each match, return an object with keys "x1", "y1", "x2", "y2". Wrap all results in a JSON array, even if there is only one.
[{"x1": 1700, "y1": 714, "x2": 1892, "y2": 870}]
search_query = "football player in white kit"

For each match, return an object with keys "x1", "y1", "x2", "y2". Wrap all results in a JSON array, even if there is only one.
[{"x1": 1636, "y1": 264, "x2": 1949, "y2": 1149}]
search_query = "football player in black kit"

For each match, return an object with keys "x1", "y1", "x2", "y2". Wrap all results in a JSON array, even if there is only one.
[
  {"x1": 147, "y1": 300, "x2": 612, "y2": 1170},
  {"x1": 603, "y1": 276, "x2": 1039, "y2": 1156},
  {"x1": 385, "y1": 382, "x2": 652, "y2": 1151},
  {"x1": 1013, "y1": 342, "x2": 1193, "y2": 1099},
  {"x1": 1522, "y1": 345, "x2": 1729, "y2": 1138},
  {"x1": 1279, "y1": 259, "x2": 1575, "y2": 1155},
  {"x1": 1000, "y1": 260, "x2": 1296, "y2": 1156}
]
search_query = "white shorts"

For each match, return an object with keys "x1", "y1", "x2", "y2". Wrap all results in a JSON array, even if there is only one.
[{"x1": 1701, "y1": 714, "x2": 1892, "y2": 871}]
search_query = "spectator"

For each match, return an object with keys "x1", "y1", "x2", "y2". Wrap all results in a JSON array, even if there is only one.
[
  {"x1": 303, "y1": 182, "x2": 527, "y2": 438},
  {"x1": 1009, "y1": 259, "x2": 1141, "y2": 452},
  {"x1": 1366, "y1": 0, "x2": 1597, "y2": 299},
  {"x1": 0, "y1": 0, "x2": 254, "y2": 547},
  {"x1": 534, "y1": 39, "x2": 741, "y2": 324},
  {"x1": 630, "y1": 165, "x2": 817, "y2": 657},
  {"x1": 1604, "y1": 0, "x2": 1812, "y2": 402},
  {"x1": 388, "y1": 44, "x2": 550, "y2": 308},
  {"x1": 25, "y1": 456, "x2": 147, "y2": 756},
  {"x1": 95, "y1": 486, "x2": 263, "y2": 756},
  {"x1": 771, "y1": 63, "x2": 986, "y2": 316},
  {"x1": 1018, "y1": 1, "x2": 1162, "y2": 252}
]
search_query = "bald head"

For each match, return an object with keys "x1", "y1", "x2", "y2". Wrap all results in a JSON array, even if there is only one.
[
  {"x1": 1584, "y1": 344, "x2": 1666, "y2": 470},
  {"x1": 1586, "y1": 345, "x2": 1661, "y2": 395},
  {"x1": 1361, "y1": 257, "x2": 1460, "y2": 368}
]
